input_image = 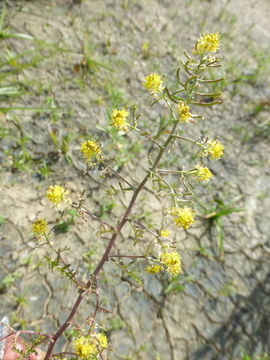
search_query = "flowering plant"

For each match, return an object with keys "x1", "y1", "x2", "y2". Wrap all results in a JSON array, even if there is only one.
[{"x1": 1, "y1": 33, "x2": 224, "y2": 360}]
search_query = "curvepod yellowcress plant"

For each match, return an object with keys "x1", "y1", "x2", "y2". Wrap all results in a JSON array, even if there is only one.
[
  {"x1": 204, "y1": 139, "x2": 224, "y2": 160},
  {"x1": 46, "y1": 185, "x2": 69, "y2": 205},
  {"x1": 73, "y1": 333, "x2": 108, "y2": 359},
  {"x1": 160, "y1": 251, "x2": 182, "y2": 276},
  {"x1": 195, "y1": 32, "x2": 221, "y2": 53},
  {"x1": 160, "y1": 229, "x2": 171, "y2": 238},
  {"x1": 170, "y1": 206, "x2": 196, "y2": 230},
  {"x1": 80, "y1": 139, "x2": 102, "y2": 164},
  {"x1": 32, "y1": 218, "x2": 48, "y2": 236},
  {"x1": 111, "y1": 108, "x2": 129, "y2": 131},
  {"x1": 22, "y1": 33, "x2": 225, "y2": 360},
  {"x1": 177, "y1": 101, "x2": 192, "y2": 123},
  {"x1": 143, "y1": 72, "x2": 164, "y2": 93},
  {"x1": 194, "y1": 164, "x2": 213, "y2": 183},
  {"x1": 146, "y1": 264, "x2": 163, "y2": 274}
]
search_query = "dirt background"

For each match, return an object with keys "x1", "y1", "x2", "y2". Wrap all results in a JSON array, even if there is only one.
[{"x1": 1, "y1": 0, "x2": 270, "y2": 359}]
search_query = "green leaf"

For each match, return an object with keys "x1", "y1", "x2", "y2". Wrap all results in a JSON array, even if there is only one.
[
  {"x1": 0, "y1": 87, "x2": 21, "y2": 96},
  {"x1": 0, "y1": 215, "x2": 5, "y2": 226},
  {"x1": 164, "y1": 283, "x2": 184, "y2": 295},
  {"x1": 49, "y1": 130, "x2": 59, "y2": 147},
  {"x1": 1, "y1": 271, "x2": 22, "y2": 288}
]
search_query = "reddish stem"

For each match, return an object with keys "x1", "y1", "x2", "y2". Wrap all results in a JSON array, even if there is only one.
[
  {"x1": 109, "y1": 255, "x2": 146, "y2": 258},
  {"x1": 43, "y1": 121, "x2": 178, "y2": 359}
]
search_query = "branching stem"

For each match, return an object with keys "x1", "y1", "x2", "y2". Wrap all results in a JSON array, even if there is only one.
[
  {"x1": 43, "y1": 48, "x2": 219, "y2": 359},
  {"x1": 43, "y1": 116, "x2": 179, "y2": 359}
]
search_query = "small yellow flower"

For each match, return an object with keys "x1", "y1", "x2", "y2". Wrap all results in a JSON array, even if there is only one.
[
  {"x1": 170, "y1": 206, "x2": 196, "y2": 230},
  {"x1": 112, "y1": 108, "x2": 129, "y2": 131},
  {"x1": 194, "y1": 164, "x2": 213, "y2": 182},
  {"x1": 205, "y1": 139, "x2": 224, "y2": 160},
  {"x1": 195, "y1": 33, "x2": 220, "y2": 53},
  {"x1": 146, "y1": 265, "x2": 162, "y2": 274},
  {"x1": 143, "y1": 73, "x2": 163, "y2": 93},
  {"x1": 95, "y1": 333, "x2": 108, "y2": 349},
  {"x1": 160, "y1": 251, "x2": 182, "y2": 276},
  {"x1": 32, "y1": 219, "x2": 47, "y2": 235},
  {"x1": 80, "y1": 140, "x2": 102, "y2": 163},
  {"x1": 73, "y1": 336, "x2": 96, "y2": 359},
  {"x1": 46, "y1": 185, "x2": 68, "y2": 205},
  {"x1": 177, "y1": 102, "x2": 192, "y2": 122},
  {"x1": 160, "y1": 229, "x2": 171, "y2": 238}
]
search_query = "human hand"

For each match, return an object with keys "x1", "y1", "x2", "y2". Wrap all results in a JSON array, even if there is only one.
[{"x1": 3, "y1": 334, "x2": 44, "y2": 360}]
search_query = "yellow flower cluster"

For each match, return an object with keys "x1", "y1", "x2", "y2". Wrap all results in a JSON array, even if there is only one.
[
  {"x1": 80, "y1": 140, "x2": 102, "y2": 163},
  {"x1": 160, "y1": 251, "x2": 182, "y2": 276},
  {"x1": 177, "y1": 102, "x2": 192, "y2": 122},
  {"x1": 194, "y1": 164, "x2": 213, "y2": 182},
  {"x1": 144, "y1": 73, "x2": 163, "y2": 93},
  {"x1": 195, "y1": 33, "x2": 220, "y2": 53},
  {"x1": 112, "y1": 108, "x2": 129, "y2": 131},
  {"x1": 160, "y1": 229, "x2": 170, "y2": 238},
  {"x1": 46, "y1": 185, "x2": 69, "y2": 205},
  {"x1": 73, "y1": 337, "x2": 96, "y2": 359},
  {"x1": 146, "y1": 265, "x2": 162, "y2": 274},
  {"x1": 32, "y1": 219, "x2": 47, "y2": 235},
  {"x1": 205, "y1": 139, "x2": 224, "y2": 160},
  {"x1": 95, "y1": 333, "x2": 108, "y2": 348},
  {"x1": 170, "y1": 206, "x2": 195, "y2": 230},
  {"x1": 73, "y1": 333, "x2": 108, "y2": 360},
  {"x1": 146, "y1": 251, "x2": 182, "y2": 276}
]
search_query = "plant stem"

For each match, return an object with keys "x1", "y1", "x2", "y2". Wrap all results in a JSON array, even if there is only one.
[
  {"x1": 105, "y1": 165, "x2": 134, "y2": 188},
  {"x1": 92, "y1": 120, "x2": 178, "y2": 278},
  {"x1": 109, "y1": 255, "x2": 146, "y2": 258},
  {"x1": 43, "y1": 119, "x2": 178, "y2": 360},
  {"x1": 173, "y1": 134, "x2": 205, "y2": 148},
  {"x1": 44, "y1": 291, "x2": 85, "y2": 360}
]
